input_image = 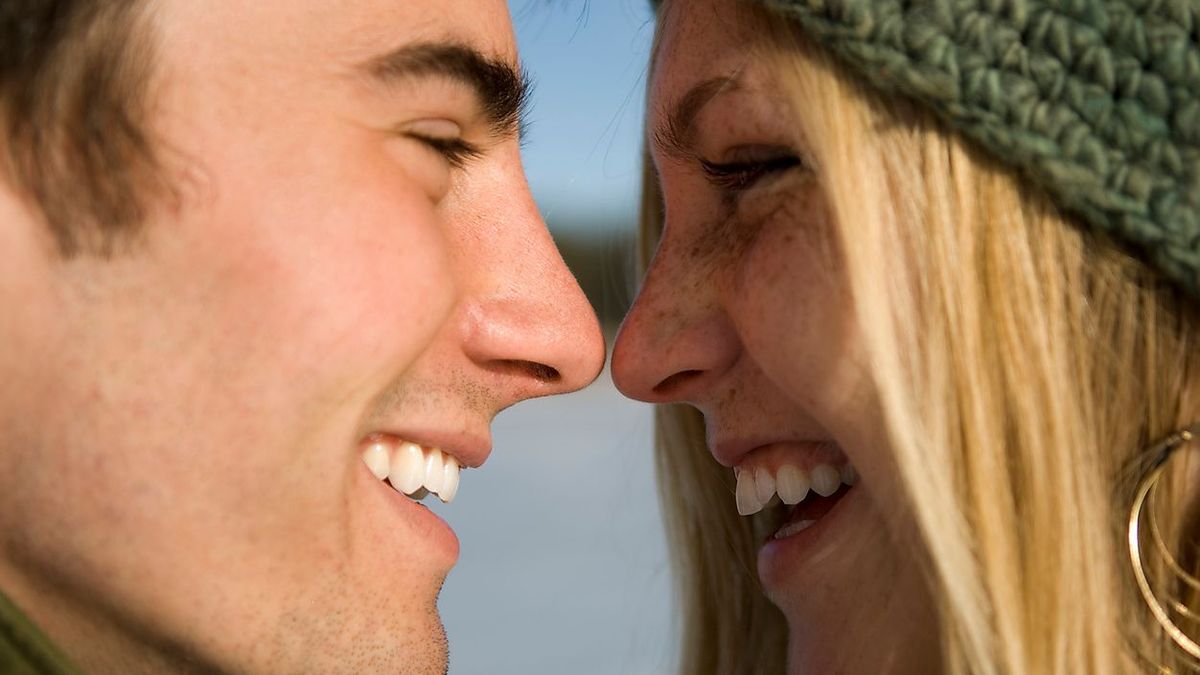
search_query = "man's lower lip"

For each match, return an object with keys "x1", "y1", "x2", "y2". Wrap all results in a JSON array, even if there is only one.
[
  {"x1": 757, "y1": 484, "x2": 858, "y2": 586},
  {"x1": 366, "y1": 465, "x2": 460, "y2": 564}
]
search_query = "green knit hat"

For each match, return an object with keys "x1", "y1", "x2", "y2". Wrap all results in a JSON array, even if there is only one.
[{"x1": 661, "y1": 0, "x2": 1200, "y2": 297}]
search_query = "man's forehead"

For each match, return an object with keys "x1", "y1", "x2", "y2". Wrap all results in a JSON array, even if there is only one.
[
  {"x1": 157, "y1": 0, "x2": 518, "y2": 69},
  {"x1": 308, "y1": 0, "x2": 519, "y2": 68}
]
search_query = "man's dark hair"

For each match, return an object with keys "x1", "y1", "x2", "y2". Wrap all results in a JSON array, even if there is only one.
[{"x1": 1, "y1": 0, "x2": 162, "y2": 254}]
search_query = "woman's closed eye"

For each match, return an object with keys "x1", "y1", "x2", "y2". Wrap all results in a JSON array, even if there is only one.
[{"x1": 701, "y1": 153, "x2": 802, "y2": 193}]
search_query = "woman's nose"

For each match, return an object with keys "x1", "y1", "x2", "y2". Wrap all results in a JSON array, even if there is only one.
[{"x1": 611, "y1": 239, "x2": 740, "y2": 404}]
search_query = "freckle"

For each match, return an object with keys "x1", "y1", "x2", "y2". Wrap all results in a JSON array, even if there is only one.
[{"x1": 690, "y1": 245, "x2": 700, "y2": 258}]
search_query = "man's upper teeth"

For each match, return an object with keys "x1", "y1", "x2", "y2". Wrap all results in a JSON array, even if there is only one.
[
  {"x1": 360, "y1": 438, "x2": 461, "y2": 503},
  {"x1": 362, "y1": 440, "x2": 391, "y2": 481},
  {"x1": 391, "y1": 442, "x2": 425, "y2": 495},
  {"x1": 734, "y1": 461, "x2": 856, "y2": 516}
]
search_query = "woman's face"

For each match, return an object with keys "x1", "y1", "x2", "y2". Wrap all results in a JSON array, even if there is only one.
[{"x1": 612, "y1": 0, "x2": 939, "y2": 671}]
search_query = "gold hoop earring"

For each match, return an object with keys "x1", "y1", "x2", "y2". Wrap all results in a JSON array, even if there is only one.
[{"x1": 1129, "y1": 423, "x2": 1200, "y2": 671}]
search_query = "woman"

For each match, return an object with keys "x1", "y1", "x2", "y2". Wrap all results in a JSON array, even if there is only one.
[{"x1": 612, "y1": 0, "x2": 1200, "y2": 673}]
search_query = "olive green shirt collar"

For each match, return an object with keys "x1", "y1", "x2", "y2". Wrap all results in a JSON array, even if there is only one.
[{"x1": 0, "y1": 589, "x2": 80, "y2": 675}]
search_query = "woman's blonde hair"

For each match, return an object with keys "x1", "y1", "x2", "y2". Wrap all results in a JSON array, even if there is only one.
[{"x1": 643, "y1": 2, "x2": 1200, "y2": 673}]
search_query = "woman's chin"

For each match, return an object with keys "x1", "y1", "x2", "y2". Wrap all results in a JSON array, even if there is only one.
[
  {"x1": 761, "y1": 485, "x2": 942, "y2": 674},
  {"x1": 779, "y1": 589, "x2": 943, "y2": 675}
]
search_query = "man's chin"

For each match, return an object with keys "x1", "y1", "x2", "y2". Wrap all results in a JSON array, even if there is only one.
[
  {"x1": 428, "y1": 618, "x2": 452, "y2": 675},
  {"x1": 344, "y1": 590, "x2": 450, "y2": 675},
  {"x1": 197, "y1": 573, "x2": 453, "y2": 675},
  {"x1": 384, "y1": 612, "x2": 450, "y2": 675}
]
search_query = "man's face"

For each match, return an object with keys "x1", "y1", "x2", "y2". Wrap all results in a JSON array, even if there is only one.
[{"x1": 0, "y1": 1, "x2": 604, "y2": 673}]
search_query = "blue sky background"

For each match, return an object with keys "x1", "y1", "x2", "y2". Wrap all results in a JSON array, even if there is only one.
[{"x1": 512, "y1": 0, "x2": 655, "y2": 233}]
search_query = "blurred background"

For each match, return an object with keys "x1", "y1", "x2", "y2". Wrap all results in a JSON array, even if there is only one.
[{"x1": 436, "y1": 2, "x2": 673, "y2": 674}]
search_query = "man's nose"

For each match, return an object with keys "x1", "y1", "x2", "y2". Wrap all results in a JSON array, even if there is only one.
[
  {"x1": 455, "y1": 157, "x2": 605, "y2": 404},
  {"x1": 611, "y1": 234, "x2": 740, "y2": 405}
]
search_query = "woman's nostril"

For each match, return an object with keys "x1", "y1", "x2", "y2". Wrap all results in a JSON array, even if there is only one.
[{"x1": 653, "y1": 369, "x2": 703, "y2": 397}]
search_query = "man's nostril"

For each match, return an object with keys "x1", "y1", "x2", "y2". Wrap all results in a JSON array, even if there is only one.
[
  {"x1": 496, "y1": 359, "x2": 561, "y2": 384},
  {"x1": 527, "y1": 362, "x2": 561, "y2": 383},
  {"x1": 653, "y1": 369, "x2": 703, "y2": 397}
]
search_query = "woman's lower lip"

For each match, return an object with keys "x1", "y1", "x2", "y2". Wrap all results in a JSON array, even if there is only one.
[{"x1": 757, "y1": 484, "x2": 859, "y2": 587}]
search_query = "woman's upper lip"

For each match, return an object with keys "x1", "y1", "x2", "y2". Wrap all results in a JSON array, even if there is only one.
[
  {"x1": 711, "y1": 437, "x2": 790, "y2": 467},
  {"x1": 711, "y1": 437, "x2": 834, "y2": 468}
]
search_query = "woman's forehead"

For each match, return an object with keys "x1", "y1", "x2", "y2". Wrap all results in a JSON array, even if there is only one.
[{"x1": 650, "y1": 0, "x2": 763, "y2": 117}]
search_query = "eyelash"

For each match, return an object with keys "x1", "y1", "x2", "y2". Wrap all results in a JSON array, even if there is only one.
[
  {"x1": 701, "y1": 155, "x2": 801, "y2": 193},
  {"x1": 413, "y1": 135, "x2": 483, "y2": 169}
]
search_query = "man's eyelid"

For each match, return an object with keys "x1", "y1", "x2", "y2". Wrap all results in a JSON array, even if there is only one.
[{"x1": 398, "y1": 118, "x2": 464, "y2": 140}]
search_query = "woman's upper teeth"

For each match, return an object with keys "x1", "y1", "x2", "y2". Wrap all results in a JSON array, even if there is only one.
[
  {"x1": 360, "y1": 437, "x2": 461, "y2": 504},
  {"x1": 734, "y1": 461, "x2": 857, "y2": 516}
]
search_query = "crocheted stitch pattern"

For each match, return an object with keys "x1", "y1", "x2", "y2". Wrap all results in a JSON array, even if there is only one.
[{"x1": 763, "y1": 0, "x2": 1200, "y2": 296}]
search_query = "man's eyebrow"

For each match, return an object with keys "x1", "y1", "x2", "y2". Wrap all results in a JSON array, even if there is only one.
[
  {"x1": 653, "y1": 76, "x2": 739, "y2": 161},
  {"x1": 360, "y1": 42, "x2": 532, "y2": 139}
]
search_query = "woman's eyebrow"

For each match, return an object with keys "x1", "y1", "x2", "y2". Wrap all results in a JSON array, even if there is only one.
[
  {"x1": 359, "y1": 41, "x2": 533, "y2": 140},
  {"x1": 653, "y1": 75, "x2": 739, "y2": 161}
]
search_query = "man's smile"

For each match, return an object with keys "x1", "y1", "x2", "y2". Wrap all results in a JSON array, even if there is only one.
[{"x1": 360, "y1": 434, "x2": 474, "y2": 504}]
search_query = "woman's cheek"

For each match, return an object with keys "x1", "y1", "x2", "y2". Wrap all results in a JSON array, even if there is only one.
[{"x1": 732, "y1": 203, "x2": 861, "y2": 413}]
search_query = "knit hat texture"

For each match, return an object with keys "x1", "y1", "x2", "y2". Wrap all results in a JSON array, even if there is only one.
[{"x1": 739, "y1": 0, "x2": 1200, "y2": 296}]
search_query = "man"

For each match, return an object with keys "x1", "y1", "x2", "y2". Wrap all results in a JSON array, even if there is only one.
[{"x1": 0, "y1": 0, "x2": 605, "y2": 673}]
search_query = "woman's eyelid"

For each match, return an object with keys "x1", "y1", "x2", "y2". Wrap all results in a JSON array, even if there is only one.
[
  {"x1": 706, "y1": 142, "x2": 803, "y2": 168},
  {"x1": 698, "y1": 145, "x2": 805, "y2": 193}
]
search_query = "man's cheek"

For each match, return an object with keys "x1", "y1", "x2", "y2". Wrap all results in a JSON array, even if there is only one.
[{"x1": 197, "y1": 230, "x2": 453, "y2": 396}]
